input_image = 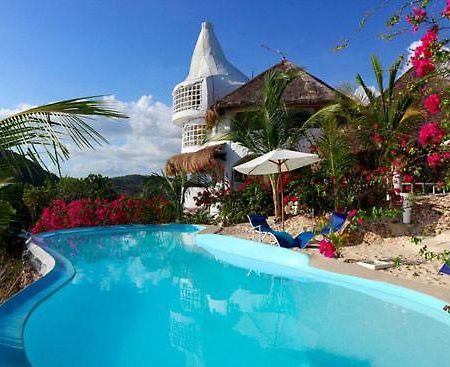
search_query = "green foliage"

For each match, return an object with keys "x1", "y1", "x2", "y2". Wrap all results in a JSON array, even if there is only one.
[
  {"x1": 183, "y1": 209, "x2": 213, "y2": 225},
  {"x1": 224, "y1": 68, "x2": 305, "y2": 218},
  {"x1": 217, "y1": 181, "x2": 273, "y2": 226},
  {"x1": 0, "y1": 200, "x2": 15, "y2": 239},
  {"x1": 393, "y1": 256, "x2": 402, "y2": 268},
  {"x1": 314, "y1": 118, "x2": 355, "y2": 210},
  {"x1": 146, "y1": 172, "x2": 211, "y2": 222},
  {"x1": 22, "y1": 183, "x2": 56, "y2": 223},
  {"x1": 419, "y1": 245, "x2": 450, "y2": 264},
  {"x1": 111, "y1": 174, "x2": 149, "y2": 196},
  {"x1": 285, "y1": 171, "x2": 334, "y2": 214},
  {"x1": 227, "y1": 68, "x2": 302, "y2": 155},
  {"x1": 22, "y1": 174, "x2": 117, "y2": 224},
  {"x1": 347, "y1": 206, "x2": 402, "y2": 232}
]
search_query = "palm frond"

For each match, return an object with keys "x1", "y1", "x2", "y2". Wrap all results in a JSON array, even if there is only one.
[{"x1": 0, "y1": 96, "x2": 127, "y2": 171}]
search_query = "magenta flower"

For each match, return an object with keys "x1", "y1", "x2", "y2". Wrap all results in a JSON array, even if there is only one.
[
  {"x1": 418, "y1": 122, "x2": 445, "y2": 146},
  {"x1": 427, "y1": 152, "x2": 441, "y2": 168},
  {"x1": 424, "y1": 94, "x2": 441, "y2": 115},
  {"x1": 319, "y1": 239, "x2": 335, "y2": 258}
]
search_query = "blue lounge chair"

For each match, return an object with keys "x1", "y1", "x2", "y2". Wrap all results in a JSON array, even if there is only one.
[
  {"x1": 247, "y1": 214, "x2": 275, "y2": 241},
  {"x1": 439, "y1": 263, "x2": 450, "y2": 275},
  {"x1": 268, "y1": 230, "x2": 316, "y2": 249},
  {"x1": 321, "y1": 212, "x2": 347, "y2": 235}
]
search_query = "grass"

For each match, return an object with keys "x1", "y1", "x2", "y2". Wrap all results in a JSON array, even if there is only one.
[{"x1": 0, "y1": 247, "x2": 38, "y2": 304}]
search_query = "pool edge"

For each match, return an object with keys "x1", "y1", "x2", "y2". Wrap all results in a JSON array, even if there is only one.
[{"x1": 196, "y1": 234, "x2": 450, "y2": 321}]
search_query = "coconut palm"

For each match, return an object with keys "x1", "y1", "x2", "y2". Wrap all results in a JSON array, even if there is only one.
[
  {"x1": 306, "y1": 55, "x2": 422, "y2": 169},
  {"x1": 0, "y1": 96, "x2": 126, "y2": 238},
  {"x1": 225, "y1": 68, "x2": 302, "y2": 218},
  {"x1": 0, "y1": 96, "x2": 127, "y2": 172}
]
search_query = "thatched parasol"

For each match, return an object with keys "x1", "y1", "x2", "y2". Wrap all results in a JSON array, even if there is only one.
[{"x1": 165, "y1": 144, "x2": 226, "y2": 176}]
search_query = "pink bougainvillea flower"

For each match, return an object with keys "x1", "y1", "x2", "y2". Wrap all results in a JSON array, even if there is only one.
[
  {"x1": 443, "y1": 151, "x2": 450, "y2": 160},
  {"x1": 348, "y1": 209, "x2": 357, "y2": 218},
  {"x1": 357, "y1": 218, "x2": 364, "y2": 225},
  {"x1": 319, "y1": 239, "x2": 335, "y2": 258},
  {"x1": 443, "y1": 0, "x2": 450, "y2": 18},
  {"x1": 406, "y1": 7, "x2": 427, "y2": 32},
  {"x1": 427, "y1": 152, "x2": 441, "y2": 168},
  {"x1": 418, "y1": 122, "x2": 445, "y2": 146},
  {"x1": 424, "y1": 94, "x2": 441, "y2": 115},
  {"x1": 403, "y1": 174, "x2": 413, "y2": 183},
  {"x1": 410, "y1": 27, "x2": 438, "y2": 76}
]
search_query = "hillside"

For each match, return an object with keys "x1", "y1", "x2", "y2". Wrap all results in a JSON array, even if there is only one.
[{"x1": 110, "y1": 174, "x2": 150, "y2": 196}]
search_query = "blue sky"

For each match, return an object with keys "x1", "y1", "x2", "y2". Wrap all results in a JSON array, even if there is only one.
[{"x1": 0, "y1": 0, "x2": 419, "y2": 177}]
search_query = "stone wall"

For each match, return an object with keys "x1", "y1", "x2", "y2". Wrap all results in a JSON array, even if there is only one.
[{"x1": 412, "y1": 194, "x2": 450, "y2": 235}]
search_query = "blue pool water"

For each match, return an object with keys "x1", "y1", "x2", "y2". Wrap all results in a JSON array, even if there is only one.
[{"x1": 14, "y1": 225, "x2": 450, "y2": 366}]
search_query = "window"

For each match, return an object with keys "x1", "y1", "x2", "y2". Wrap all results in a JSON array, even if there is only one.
[
  {"x1": 173, "y1": 82, "x2": 203, "y2": 113},
  {"x1": 182, "y1": 124, "x2": 207, "y2": 147}
]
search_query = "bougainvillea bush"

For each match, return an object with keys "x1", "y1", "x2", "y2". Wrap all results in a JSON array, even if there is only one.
[{"x1": 31, "y1": 195, "x2": 169, "y2": 233}]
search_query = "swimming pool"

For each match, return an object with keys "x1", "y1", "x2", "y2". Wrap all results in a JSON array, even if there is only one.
[{"x1": 1, "y1": 224, "x2": 450, "y2": 366}]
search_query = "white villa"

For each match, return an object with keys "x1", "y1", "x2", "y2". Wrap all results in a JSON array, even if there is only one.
[{"x1": 165, "y1": 22, "x2": 336, "y2": 209}]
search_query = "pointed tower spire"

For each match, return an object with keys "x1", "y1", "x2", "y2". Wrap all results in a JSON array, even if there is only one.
[
  {"x1": 172, "y1": 22, "x2": 248, "y2": 152},
  {"x1": 186, "y1": 22, "x2": 247, "y2": 82}
]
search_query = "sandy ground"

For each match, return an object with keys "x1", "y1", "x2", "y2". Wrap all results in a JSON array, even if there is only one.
[{"x1": 219, "y1": 214, "x2": 450, "y2": 289}]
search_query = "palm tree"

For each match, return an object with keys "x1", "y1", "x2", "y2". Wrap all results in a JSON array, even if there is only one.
[
  {"x1": 304, "y1": 55, "x2": 424, "y2": 209},
  {"x1": 0, "y1": 96, "x2": 126, "y2": 237},
  {"x1": 225, "y1": 68, "x2": 302, "y2": 218},
  {"x1": 0, "y1": 96, "x2": 127, "y2": 172},
  {"x1": 306, "y1": 55, "x2": 422, "y2": 170}
]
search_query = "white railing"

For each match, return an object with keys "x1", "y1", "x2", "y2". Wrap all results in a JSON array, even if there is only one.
[{"x1": 401, "y1": 182, "x2": 447, "y2": 195}]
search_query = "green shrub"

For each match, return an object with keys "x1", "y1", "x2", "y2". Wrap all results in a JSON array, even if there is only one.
[
  {"x1": 218, "y1": 181, "x2": 273, "y2": 226},
  {"x1": 23, "y1": 174, "x2": 117, "y2": 224}
]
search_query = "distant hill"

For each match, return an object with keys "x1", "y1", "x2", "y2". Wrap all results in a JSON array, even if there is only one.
[{"x1": 110, "y1": 174, "x2": 150, "y2": 196}]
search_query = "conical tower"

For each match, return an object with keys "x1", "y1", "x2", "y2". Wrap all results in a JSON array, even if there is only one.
[{"x1": 172, "y1": 22, "x2": 248, "y2": 153}]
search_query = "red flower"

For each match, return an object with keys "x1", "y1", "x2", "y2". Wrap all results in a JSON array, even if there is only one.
[
  {"x1": 31, "y1": 196, "x2": 163, "y2": 233},
  {"x1": 357, "y1": 218, "x2": 364, "y2": 225},
  {"x1": 443, "y1": 152, "x2": 450, "y2": 160},
  {"x1": 406, "y1": 7, "x2": 427, "y2": 32},
  {"x1": 372, "y1": 133, "x2": 384, "y2": 144},
  {"x1": 418, "y1": 122, "x2": 445, "y2": 146},
  {"x1": 424, "y1": 94, "x2": 441, "y2": 115},
  {"x1": 403, "y1": 174, "x2": 413, "y2": 183},
  {"x1": 319, "y1": 239, "x2": 335, "y2": 258},
  {"x1": 427, "y1": 152, "x2": 442, "y2": 168},
  {"x1": 348, "y1": 209, "x2": 357, "y2": 218},
  {"x1": 410, "y1": 27, "x2": 438, "y2": 77},
  {"x1": 444, "y1": 1, "x2": 450, "y2": 18}
]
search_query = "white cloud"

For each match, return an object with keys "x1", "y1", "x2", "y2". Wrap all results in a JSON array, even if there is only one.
[
  {"x1": 0, "y1": 103, "x2": 35, "y2": 117},
  {"x1": 1, "y1": 95, "x2": 182, "y2": 177},
  {"x1": 399, "y1": 41, "x2": 421, "y2": 75},
  {"x1": 353, "y1": 85, "x2": 379, "y2": 106}
]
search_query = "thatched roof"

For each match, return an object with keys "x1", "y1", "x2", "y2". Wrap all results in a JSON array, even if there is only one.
[
  {"x1": 212, "y1": 59, "x2": 336, "y2": 112},
  {"x1": 165, "y1": 144, "x2": 226, "y2": 176}
]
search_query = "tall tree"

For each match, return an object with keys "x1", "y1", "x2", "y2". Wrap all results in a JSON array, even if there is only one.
[{"x1": 226, "y1": 68, "x2": 302, "y2": 218}]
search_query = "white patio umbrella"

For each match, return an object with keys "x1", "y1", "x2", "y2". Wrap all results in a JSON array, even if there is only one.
[{"x1": 234, "y1": 149, "x2": 320, "y2": 229}]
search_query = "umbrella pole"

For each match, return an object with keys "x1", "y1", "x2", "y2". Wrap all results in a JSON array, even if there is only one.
[{"x1": 278, "y1": 162, "x2": 285, "y2": 231}]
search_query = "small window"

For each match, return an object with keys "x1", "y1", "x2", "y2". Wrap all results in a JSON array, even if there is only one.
[
  {"x1": 182, "y1": 124, "x2": 207, "y2": 147},
  {"x1": 173, "y1": 82, "x2": 203, "y2": 113}
]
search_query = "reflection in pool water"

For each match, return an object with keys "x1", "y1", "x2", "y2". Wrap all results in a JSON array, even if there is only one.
[{"x1": 24, "y1": 226, "x2": 450, "y2": 367}]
